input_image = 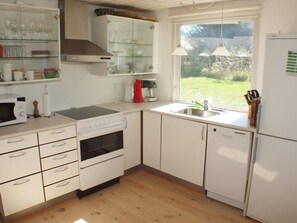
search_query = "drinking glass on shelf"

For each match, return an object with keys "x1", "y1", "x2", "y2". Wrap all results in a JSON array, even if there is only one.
[
  {"x1": 36, "y1": 21, "x2": 44, "y2": 40},
  {"x1": 44, "y1": 20, "x2": 52, "y2": 40},
  {"x1": 28, "y1": 20, "x2": 36, "y2": 39},
  {"x1": 20, "y1": 18, "x2": 29, "y2": 39}
]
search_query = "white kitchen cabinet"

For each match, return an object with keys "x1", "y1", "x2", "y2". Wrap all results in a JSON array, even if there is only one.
[
  {"x1": 247, "y1": 135, "x2": 297, "y2": 223},
  {"x1": 43, "y1": 162, "x2": 79, "y2": 186},
  {"x1": 39, "y1": 137, "x2": 77, "y2": 158},
  {"x1": 0, "y1": 173, "x2": 44, "y2": 216},
  {"x1": 41, "y1": 150, "x2": 78, "y2": 171},
  {"x1": 161, "y1": 115, "x2": 207, "y2": 186},
  {"x1": 0, "y1": 146, "x2": 40, "y2": 183},
  {"x1": 38, "y1": 125, "x2": 76, "y2": 144},
  {"x1": 143, "y1": 111, "x2": 161, "y2": 170},
  {"x1": 38, "y1": 125, "x2": 79, "y2": 201},
  {"x1": 92, "y1": 15, "x2": 158, "y2": 76},
  {"x1": 0, "y1": 133, "x2": 37, "y2": 154},
  {"x1": 0, "y1": 3, "x2": 61, "y2": 85},
  {"x1": 123, "y1": 111, "x2": 141, "y2": 170},
  {"x1": 44, "y1": 176, "x2": 79, "y2": 201},
  {"x1": 205, "y1": 125, "x2": 252, "y2": 209},
  {"x1": 0, "y1": 133, "x2": 43, "y2": 217}
]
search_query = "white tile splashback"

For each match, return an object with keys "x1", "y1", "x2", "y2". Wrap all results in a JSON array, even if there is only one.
[{"x1": 0, "y1": 63, "x2": 135, "y2": 115}]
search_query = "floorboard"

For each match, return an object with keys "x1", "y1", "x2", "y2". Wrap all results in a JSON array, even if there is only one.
[{"x1": 13, "y1": 170, "x2": 258, "y2": 223}]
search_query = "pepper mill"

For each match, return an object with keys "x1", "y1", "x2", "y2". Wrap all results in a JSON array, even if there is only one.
[{"x1": 33, "y1": 100, "x2": 41, "y2": 118}]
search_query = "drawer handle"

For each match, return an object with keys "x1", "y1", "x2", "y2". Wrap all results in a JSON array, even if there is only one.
[
  {"x1": 7, "y1": 137, "x2": 25, "y2": 144},
  {"x1": 55, "y1": 166, "x2": 69, "y2": 173},
  {"x1": 53, "y1": 154, "x2": 68, "y2": 160},
  {"x1": 9, "y1": 151, "x2": 26, "y2": 158},
  {"x1": 13, "y1": 178, "x2": 30, "y2": 186},
  {"x1": 52, "y1": 142, "x2": 67, "y2": 147},
  {"x1": 51, "y1": 129, "x2": 66, "y2": 134},
  {"x1": 56, "y1": 181, "x2": 70, "y2": 188}
]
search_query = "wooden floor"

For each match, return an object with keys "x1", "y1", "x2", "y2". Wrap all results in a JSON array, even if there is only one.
[{"x1": 13, "y1": 170, "x2": 258, "y2": 223}]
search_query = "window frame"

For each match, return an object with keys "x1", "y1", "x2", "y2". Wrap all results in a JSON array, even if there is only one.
[{"x1": 170, "y1": 1, "x2": 261, "y2": 111}]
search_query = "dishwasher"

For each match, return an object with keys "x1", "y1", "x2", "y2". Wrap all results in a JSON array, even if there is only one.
[{"x1": 205, "y1": 124, "x2": 252, "y2": 209}]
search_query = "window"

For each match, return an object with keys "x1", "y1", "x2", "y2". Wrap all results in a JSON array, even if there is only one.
[{"x1": 179, "y1": 20, "x2": 254, "y2": 111}]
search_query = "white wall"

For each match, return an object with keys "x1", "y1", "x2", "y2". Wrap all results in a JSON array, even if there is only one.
[
  {"x1": 3, "y1": 0, "x2": 297, "y2": 113},
  {"x1": 153, "y1": 0, "x2": 297, "y2": 99},
  {"x1": 0, "y1": 0, "x2": 137, "y2": 114},
  {"x1": 256, "y1": 0, "x2": 297, "y2": 91}
]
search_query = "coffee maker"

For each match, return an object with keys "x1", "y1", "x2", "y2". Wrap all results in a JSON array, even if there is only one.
[{"x1": 141, "y1": 79, "x2": 157, "y2": 102}]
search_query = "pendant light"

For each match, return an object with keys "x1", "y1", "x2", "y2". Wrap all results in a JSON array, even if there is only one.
[
  {"x1": 212, "y1": 2, "x2": 230, "y2": 56},
  {"x1": 172, "y1": 2, "x2": 188, "y2": 56}
]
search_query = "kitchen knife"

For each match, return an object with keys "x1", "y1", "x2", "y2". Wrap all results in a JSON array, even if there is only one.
[
  {"x1": 244, "y1": 94, "x2": 251, "y2": 105},
  {"x1": 247, "y1": 90, "x2": 254, "y2": 99},
  {"x1": 251, "y1": 89, "x2": 260, "y2": 98}
]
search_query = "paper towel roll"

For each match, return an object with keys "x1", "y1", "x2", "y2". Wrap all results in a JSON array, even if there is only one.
[{"x1": 42, "y1": 93, "x2": 51, "y2": 117}]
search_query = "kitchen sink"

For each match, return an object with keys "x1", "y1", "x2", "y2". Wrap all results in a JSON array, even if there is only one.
[{"x1": 172, "y1": 108, "x2": 220, "y2": 118}]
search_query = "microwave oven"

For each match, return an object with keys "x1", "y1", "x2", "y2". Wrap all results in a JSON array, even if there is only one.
[{"x1": 0, "y1": 94, "x2": 27, "y2": 127}]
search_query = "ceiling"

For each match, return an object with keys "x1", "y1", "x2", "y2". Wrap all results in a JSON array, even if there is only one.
[{"x1": 81, "y1": 0, "x2": 231, "y2": 12}]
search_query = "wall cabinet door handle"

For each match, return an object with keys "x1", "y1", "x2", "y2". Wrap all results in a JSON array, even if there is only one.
[
  {"x1": 13, "y1": 178, "x2": 30, "y2": 186},
  {"x1": 53, "y1": 154, "x2": 67, "y2": 160},
  {"x1": 7, "y1": 137, "x2": 25, "y2": 144},
  {"x1": 9, "y1": 151, "x2": 26, "y2": 158}
]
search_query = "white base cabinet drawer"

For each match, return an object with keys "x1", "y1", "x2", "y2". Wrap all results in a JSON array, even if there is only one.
[
  {"x1": 41, "y1": 150, "x2": 78, "y2": 171},
  {"x1": 0, "y1": 173, "x2": 44, "y2": 216},
  {"x1": 40, "y1": 138, "x2": 77, "y2": 158},
  {"x1": 0, "y1": 147, "x2": 41, "y2": 183},
  {"x1": 0, "y1": 133, "x2": 37, "y2": 154},
  {"x1": 44, "y1": 176, "x2": 79, "y2": 201},
  {"x1": 38, "y1": 125, "x2": 76, "y2": 145},
  {"x1": 43, "y1": 162, "x2": 79, "y2": 186}
]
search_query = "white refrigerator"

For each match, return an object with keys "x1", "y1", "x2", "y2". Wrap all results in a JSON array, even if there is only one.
[{"x1": 247, "y1": 33, "x2": 297, "y2": 223}]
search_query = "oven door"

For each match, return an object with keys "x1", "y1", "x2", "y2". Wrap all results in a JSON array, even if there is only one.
[{"x1": 79, "y1": 130, "x2": 124, "y2": 168}]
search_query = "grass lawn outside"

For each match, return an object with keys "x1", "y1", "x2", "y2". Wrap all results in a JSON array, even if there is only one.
[{"x1": 180, "y1": 77, "x2": 249, "y2": 111}]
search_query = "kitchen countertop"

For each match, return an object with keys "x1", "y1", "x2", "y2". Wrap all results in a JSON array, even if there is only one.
[
  {"x1": 99, "y1": 101, "x2": 256, "y2": 132},
  {"x1": 0, "y1": 101, "x2": 255, "y2": 139},
  {"x1": 0, "y1": 114, "x2": 76, "y2": 140}
]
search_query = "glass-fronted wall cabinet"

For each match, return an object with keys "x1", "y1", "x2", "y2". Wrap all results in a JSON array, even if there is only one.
[
  {"x1": 0, "y1": 3, "x2": 61, "y2": 85},
  {"x1": 92, "y1": 15, "x2": 158, "y2": 76}
]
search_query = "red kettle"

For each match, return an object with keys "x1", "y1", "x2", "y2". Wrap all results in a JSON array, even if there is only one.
[{"x1": 133, "y1": 79, "x2": 143, "y2": 103}]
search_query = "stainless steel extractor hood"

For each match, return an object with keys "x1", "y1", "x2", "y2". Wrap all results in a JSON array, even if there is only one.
[{"x1": 58, "y1": 0, "x2": 113, "y2": 62}]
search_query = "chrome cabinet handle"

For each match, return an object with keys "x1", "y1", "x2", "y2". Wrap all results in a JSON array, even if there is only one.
[
  {"x1": 54, "y1": 166, "x2": 69, "y2": 173},
  {"x1": 52, "y1": 141, "x2": 67, "y2": 147},
  {"x1": 201, "y1": 125, "x2": 205, "y2": 141},
  {"x1": 13, "y1": 178, "x2": 30, "y2": 186},
  {"x1": 56, "y1": 181, "x2": 70, "y2": 188},
  {"x1": 53, "y1": 154, "x2": 67, "y2": 160},
  {"x1": 252, "y1": 136, "x2": 259, "y2": 164},
  {"x1": 256, "y1": 104, "x2": 262, "y2": 133},
  {"x1": 7, "y1": 137, "x2": 25, "y2": 144},
  {"x1": 51, "y1": 129, "x2": 66, "y2": 134},
  {"x1": 9, "y1": 151, "x2": 26, "y2": 158}
]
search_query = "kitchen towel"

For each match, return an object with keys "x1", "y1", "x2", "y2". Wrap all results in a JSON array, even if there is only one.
[{"x1": 42, "y1": 92, "x2": 51, "y2": 117}]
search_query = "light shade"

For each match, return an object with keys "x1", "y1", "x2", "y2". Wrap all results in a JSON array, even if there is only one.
[
  {"x1": 172, "y1": 44, "x2": 188, "y2": 56},
  {"x1": 212, "y1": 43, "x2": 230, "y2": 56}
]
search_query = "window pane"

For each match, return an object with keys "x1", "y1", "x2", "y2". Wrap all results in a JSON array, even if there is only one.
[{"x1": 180, "y1": 20, "x2": 253, "y2": 111}]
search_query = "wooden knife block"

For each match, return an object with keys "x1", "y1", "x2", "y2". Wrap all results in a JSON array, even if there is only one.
[{"x1": 249, "y1": 98, "x2": 260, "y2": 127}]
